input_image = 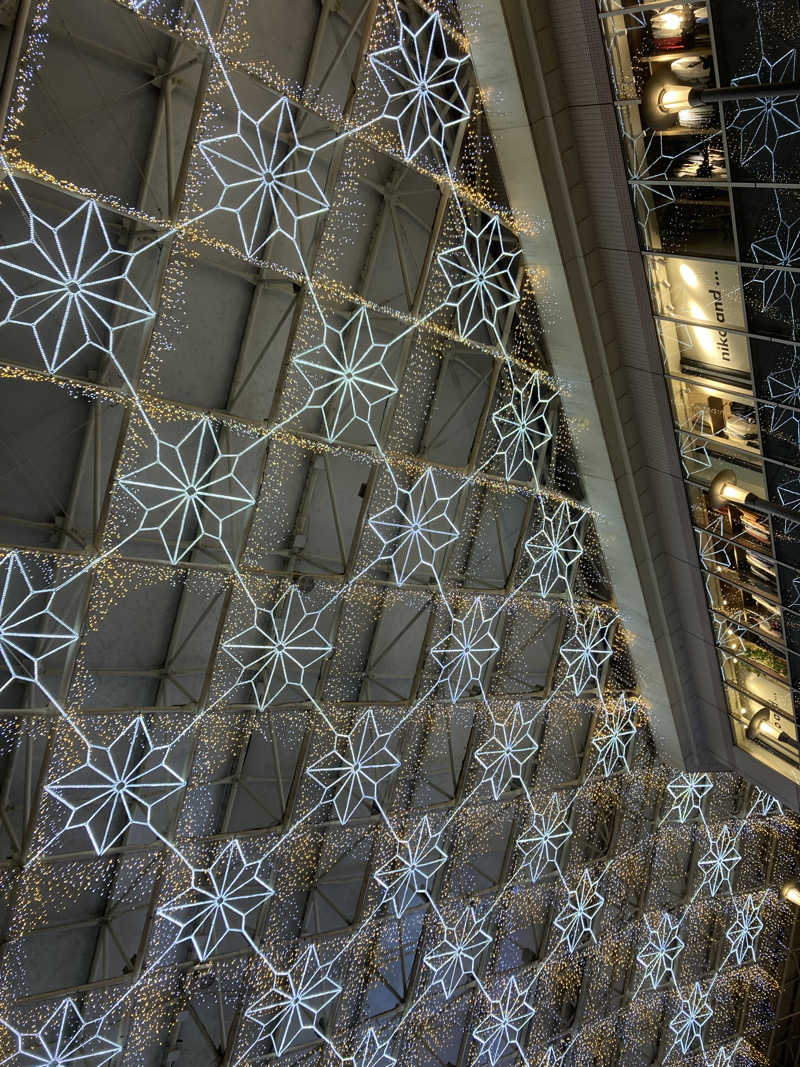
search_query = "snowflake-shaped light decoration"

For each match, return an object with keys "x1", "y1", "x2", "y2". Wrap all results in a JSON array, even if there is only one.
[
  {"x1": 347, "y1": 1031, "x2": 397, "y2": 1067},
  {"x1": 752, "y1": 787, "x2": 782, "y2": 818},
  {"x1": 591, "y1": 693, "x2": 640, "y2": 776},
  {"x1": 532, "y1": 1034, "x2": 579, "y2": 1067},
  {"x1": 517, "y1": 794, "x2": 572, "y2": 884},
  {"x1": 524, "y1": 498, "x2": 583, "y2": 597},
  {"x1": 747, "y1": 192, "x2": 800, "y2": 332},
  {"x1": 437, "y1": 216, "x2": 520, "y2": 344},
  {"x1": 620, "y1": 126, "x2": 718, "y2": 234},
  {"x1": 246, "y1": 945, "x2": 340, "y2": 1057},
  {"x1": 559, "y1": 610, "x2": 616, "y2": 695},
  {"x1": 554, "y1": 869, "x2": 604, "y2": 953},
  {"x1": 0, "y1": 553, "x2": 78, "y2": 694},
  {"x1": 778, "y1": 475, "x2": 800, "y2": 533},
  {"x1": 424, "y1": 906, "x2": 492, "y2": 999},
  {"x1": 637, "y1": 912, "x2": 684, "y2": 989},
  {"x1": 199, "y1": 96, "x2": 328, "y2": 258},
  {"x1": 766, "y1": 354, "x2": 800, "y2": 410},
  {"x1": 713, "y1": 615, "x2": 747, "y2": 669},
  {"x1": 158, "y1": 840, "x2": 273, "y2": 960},
  {"x1": 729, "y1": 50, "x2": 800, "y2": 180},
  {"x1": 368, "y1": 468, "x2": 459, "y2": 585},
  {"x1": 431, "y1": 600, "x2": 500, "y2": 701},
  {"x1": 375, "y1": 815, "x2": 447, "y2": 917},
  {"x1": 369, "y1": 10, "x2": 470, "y2": 163},
  {"x1": 491, "y1": 373, "x2": 557, "y2": 483},
  {"x1": 726, "y1": 894, "x2": 764, "y2": 965},
  {"x1": 679, "y1": 409, "x2": 712, "y2": 476},
  {"x1": 787, "y1": 573, "x2": 800, "y2": 610},
  {"x1": 46, "y1": 717, "x2": 184, "y2": 854},
  {"x1": 669, "y1": 982, "x2": 713, "y2": 1054},
  {"x1": 222, "y1": 584, "x2": 331, "y2": 707},
  {"x1": 665, "y1": 772, "x2": 713, "y2": 823},
  {"x1": 473, "y1": 975, "x2": 536, "y2": 1066},
  {"x1": 698, "y1": 515, "x2": 732, "y2": 572},
  {"x1": 706, "y1": 1042, "x2": 740, "y2": 1067},
  {"x1": 294, "y1": 306, "x2": 397, "y2": 442},
  {"x1": 762, "y1": 395, "x2": 800, "y2": 445},
  {"x1": 2, "y1": 998, "x2": 121, "y2": 1067},
  {"x1": 118, "y1": 419, "x2": 257, "y2": 564},
  {"x1": 0, "y1": 192, "x2": 154, "y2": 374},
  {"x1": 698, "y1": 826, "x2": 741, "y2": 897},
  {"x1": 475, "y1": 702, "x2": 539, "y2": 799},
  {"x1": 307, "y1": 709, "x2": 400, "y2": 823}
]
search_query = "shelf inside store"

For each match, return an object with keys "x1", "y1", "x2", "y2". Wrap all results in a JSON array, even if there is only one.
[
  {"x1": 677, "y1": 426, "x2": 762, "y2": 463},
  {"x1": 645, "y1": 46, "x2": 713, "y2": 63},
  {"x1": 664, "y1": 371, "x2": 752, "y2": 401},
  {"x1": 659, "y1": 126, "x2": 719, "y2": 137}
]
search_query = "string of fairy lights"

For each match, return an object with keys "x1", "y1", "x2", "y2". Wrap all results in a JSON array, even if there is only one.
[{"x1": 0, "y1": 0, "x2": 797, "y2": 1065}]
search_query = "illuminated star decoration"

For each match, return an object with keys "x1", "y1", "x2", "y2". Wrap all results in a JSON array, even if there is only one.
[
  {"x1": 554, "y1": 869, "x2": 604, "y2": 953},
  {"x1": 533, "y1": 1034, "x2": 579, "y2": 1067},
  {"x1": 1, "y1": 997, "x2": 121, "y2": 1067},
  {"x1": 0, "y1": 552, "x2": 78, "y2": 693},
  {"x1": 679, "y1": 409, "x2": 712, "y2": 476},
  {"x1": 475, "y1": 702, "x2": 538, "y2": 799},
  {"x1": 369, "y1": 468, "x2": 459, "y2": 585},
  {"x1": 591, "y1": 694, "x2": 639, "y2": 776},
  {"x1": 620, "y1": 129, "x2": 679, "y2": 234},
  {"x1": 713, "y1": 614, "x2": 746, "y2": 668},
  {"x1": 118, "y1": 419, "x2": 257, "y2": 564},
  {"x1": 763, "y1": 356, "x2": 800, "y2": 413},
  {"x1": 698, "y1": 826, "x2": 741, "y2": 896},
  {"x1": 559, "y1": 610, "x2": 616, "y2": 695},
  {"x1": 763, "y1": 389, "x2": 800, "y2": 444},
  {"x1": 46, "y1": 716, "x2": 184, "y2": 854},
  {"x1": 697, "y1": 515, "x2": 732, "y2": 572},
  {"x1": 752, "y1": 787, "x2": 782, "y2": 818},
  {"x1": 369, "y1": 10, "x2": 470, "y2": 163},
  {"x1": 375, "y1": 815, "x2": 447, "y2": 917},
  {"x1": 424, "y1": 906, "x2": 492, "y2": 998},
  {"x1": 517, "y1": 794, "x2": 572, "y2": 884},
  {"x1": 307, "y1": 709, "x2": 400, "y2": 823},
  {"x1": 431, "y1": 600, "x2": 500, "y2": 701},
  {"x1": 473, "y1": 975, "x2": 536, "y2": 1066},
  {"x1": 491, "y1": 373, "x2": 557, "y2": 483},
  {"x1": 0, "y1": 189, "x2": 154, "y2": 374},
  {"x1": 348, "y1": 1030, "x2": 397, "y2": 1067},
  {"x1": 294, "y1": 305, "x2": 398, "y2": 442},
  {"x1": 222, "y1": 584, "x2": 331, "y2": 707},
  {"x1": 665, "y1": 772, "x2": 713, "y2": 823},
  {"x1": 669, "y1": 982, "x2": 713, "y2": 1054},
  {"x1": 437, "y1": 216, "x2": 520, "y2": 344},
  {"x1": 637, "y1": 912, "x2": 684, "y2": 989},
  {"x1": 747, "y1": 191, "x2": 800, "y2": 333},
  {"x1": 524, "y1": 498, "x2": 583, "y2": 597},
  {"x1": 777, "y1": 475, "x2": 800, "y2": 533},
  {"x1": 199, "y1": 96, "x2": 328, "y2": 258},
  {"x1": 158, "y1": 840, "x2": 273, "y2": 960},
  {"x1": 246, "y1": 945, "x2": 340, "y2": 1056},
  {"x1": 706, "y1": 1042, "x2": 741, "y2": 1067},
  {"x1": 730, "y1": 50, "x2": 800, "y2": 179},
  {"x1": 726, "y1": 894, "x2": 764, "y2": 965}
]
